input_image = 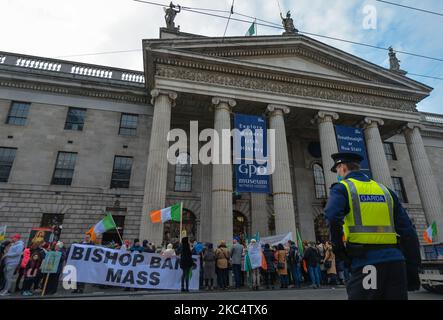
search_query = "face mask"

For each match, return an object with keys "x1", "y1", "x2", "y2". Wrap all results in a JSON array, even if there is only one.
[{"x1": 337, "y1": 175, "x2": 344, "y2": 182}]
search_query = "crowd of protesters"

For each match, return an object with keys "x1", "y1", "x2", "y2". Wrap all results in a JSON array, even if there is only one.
[
  {"x1": 0, "y1": 233, "x2": 67, "y2": 297},
  {"x1": 194, "y1": 238, "x2": 350, "y2": 291},
  {"x1": 0, "y1": 230, "x2": 350, "y2": 296}
]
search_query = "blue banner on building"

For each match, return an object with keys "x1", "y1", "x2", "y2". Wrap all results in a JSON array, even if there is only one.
[
  {"x1": 233, "y1": 114, "x2": 270, "y2": 194},
  {"x1": 335, "y1": 125, "x2": 372, "y2": 178}
]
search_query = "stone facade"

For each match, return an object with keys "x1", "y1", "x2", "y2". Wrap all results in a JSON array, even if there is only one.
[{"x1": 1, "y1": 30, "x2": 443, "y2": 246}]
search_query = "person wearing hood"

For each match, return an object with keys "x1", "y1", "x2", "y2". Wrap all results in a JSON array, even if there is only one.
[
  {"x1": 0, "y1": 234, "x2": 24, "y2": 296},
  {"x1": 179, "y1": 237, "x2": 194, "y2": 292}
]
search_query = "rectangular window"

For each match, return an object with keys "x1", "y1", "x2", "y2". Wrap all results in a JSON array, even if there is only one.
[
  {"x1": 119, "y1": 114, "x2": 138, "y2": 136},
  {"x1": 40, "y1": 213, "x2": 64, "y2": 228},
  {"x1": 392, "y1": 177, "x2": 408, "y2": 204},
  {"x1": 6, "y1": 102, "x2": 30, "y2": 126},
  {"x1": 52, "y1": 152, "x2": 77, "y2": 186},
  {"x1": 383, "y1": 142, "x2": 397, "y2": 160},
  {"x1": 64, "y1": 107, "x2": 86, "y2": 131},
  {"x1": 0, "y1": 147, "x2": 17, "y2": 182},
  {"x1": 110, "y1": 156, "x2": 133, "y2": 188}
]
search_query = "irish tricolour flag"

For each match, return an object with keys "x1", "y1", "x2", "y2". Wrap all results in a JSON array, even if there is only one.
[
  {"x1": 424, "y1": 221, "x2": 438, "y2": 244},
  {"x1": 86, "y1": 214, "x2": 117, "y2": 241},
  {"x1": 150, "y1": 203, "x2": 182, "y2": 224}
]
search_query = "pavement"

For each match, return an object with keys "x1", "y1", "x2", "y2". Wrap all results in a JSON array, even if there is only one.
[{"x1": 1, "y1": 285, "x2": 442, "y2": 300}]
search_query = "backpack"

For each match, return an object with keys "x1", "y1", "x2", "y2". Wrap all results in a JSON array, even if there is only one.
[{"x1": 288, "y1": 247, "x2": 300, "y2": 265}]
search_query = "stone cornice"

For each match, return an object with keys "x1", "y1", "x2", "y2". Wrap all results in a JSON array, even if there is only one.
[
  {"x1": 155, "y1": 64, "x2": 418, "y2": 112},
  {"x1": 153, "y1": 58, "x2": 423, "y2": 102},
  {"x1": 0, "y1": 78, "x2": 148, "y2": 105}
]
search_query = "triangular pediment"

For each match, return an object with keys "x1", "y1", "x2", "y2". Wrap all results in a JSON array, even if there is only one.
[
  {"x1": 233, "y1": 54, "x2": 354, "y2": 80},
  {"x1": 144, "y1": 33, "x2": 432, "y2": 99}
]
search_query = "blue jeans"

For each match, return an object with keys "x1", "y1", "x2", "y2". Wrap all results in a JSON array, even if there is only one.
[
  {"x1": 308, "y1": 266, "x2": 321, "y2": 286},
  {"x1": 289, "y1": 264, "x2": 302, "y2": 287},
  {"x1": 232, "y1": 264, "x2": 242, "y2": 288}
]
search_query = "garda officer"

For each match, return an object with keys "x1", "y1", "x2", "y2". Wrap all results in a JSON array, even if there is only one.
[{"x1": 325, "y1": 152, "x2": 421, "y2": 300}]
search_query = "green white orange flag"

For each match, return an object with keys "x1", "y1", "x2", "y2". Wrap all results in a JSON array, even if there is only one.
[
  {"x1": 424, "y1": 221, "x2": 438, "y2": 244},
  {"x1": 86, "y1": 214, "x2": 117, "y2": 241},
  {"x1": 150, "y1": 203, "x2": 182, "y2": 224}
]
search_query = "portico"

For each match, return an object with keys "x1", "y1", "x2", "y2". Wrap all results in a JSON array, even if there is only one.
[{"x1": 139, "y1": 32, "x2": 441, "y2": 245}]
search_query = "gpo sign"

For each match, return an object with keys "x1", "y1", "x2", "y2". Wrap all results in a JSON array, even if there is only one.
[{"x1": 238, "y1": 164, "x2": 268, "y2": 178}]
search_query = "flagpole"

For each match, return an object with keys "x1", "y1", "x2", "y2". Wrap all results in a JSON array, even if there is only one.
[{"x1": 179, "y1": 202, "x2": 183, "y2": 242}]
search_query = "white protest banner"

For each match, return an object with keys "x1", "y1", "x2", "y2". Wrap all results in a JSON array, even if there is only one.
[
  {"x1": 64, "y1": 244, "x2": 200, "y2": 290},
  {"x1": 260, "y1": 232, "x2": 293, "y2": 247}
]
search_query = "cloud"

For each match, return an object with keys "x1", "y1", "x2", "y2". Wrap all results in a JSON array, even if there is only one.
[{"x1": 1, "y1": 0, "x2": 442, "y2": 114}]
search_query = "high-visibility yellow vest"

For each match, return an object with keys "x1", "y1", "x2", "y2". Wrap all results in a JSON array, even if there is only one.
[{"x1": 340, "y1": 178, "x2": 398, "y2": 245}]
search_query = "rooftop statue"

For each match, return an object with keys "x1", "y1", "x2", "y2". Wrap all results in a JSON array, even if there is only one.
[
  {"x1": 164, "y1": 2, "x2": 181, "y2": 31},
  {"x1": 388, "y1": 46, "x2": 407, "y2": 75},
  {"x1": 280, "y1": 10, "x2": 298, "y2": 35}
]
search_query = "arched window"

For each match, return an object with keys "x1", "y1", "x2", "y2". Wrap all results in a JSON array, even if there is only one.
[
  {"x1": 313, "y1": 163, "x2": 327, "y2": 199},
  {"x1": 174, "y1": 153, "x2": 192, "y2": 192}
]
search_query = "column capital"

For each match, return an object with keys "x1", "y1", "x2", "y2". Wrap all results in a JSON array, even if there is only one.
[
  {"x1": 267, "y1": 104, "x2": 290, "y2": 115},
  {"x1": 312, "y1": 111, "x2": 339, "y2": 125},
  {"x1": 212, "y1": 97, "x2": 237, "y2": 108},
  {"x1": 362, "y1": 117, "x2": 385, "y2": 128},
  {"x1": 150, "y1": 89, "x2": 178, "y2": 105}
]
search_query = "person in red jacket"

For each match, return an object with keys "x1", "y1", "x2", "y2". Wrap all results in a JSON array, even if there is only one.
[{"x1": 15, "y1": 247, "x2": 30, "y2": 292}]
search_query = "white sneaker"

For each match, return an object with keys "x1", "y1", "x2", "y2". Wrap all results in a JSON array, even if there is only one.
[{"x1": 0, "y1": 291, "x2": 10, "y2": 296}]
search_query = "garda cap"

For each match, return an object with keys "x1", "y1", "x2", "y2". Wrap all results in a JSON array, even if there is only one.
[{"x1": 331, "y1": 152, "x2": 363, "y2": 173}]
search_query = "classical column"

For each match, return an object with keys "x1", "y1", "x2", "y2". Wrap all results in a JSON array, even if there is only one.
[
  {"x1": 267, "y1": 104, "x2": 297, "y2": 238},
  {"x1": 139, "y1": 89, "x2": 177, "y2": 245},
  {"x1": 404, "y1": 123, "x2": 443, "y2": 241},
  {"x1": 313, "y1": 111, "x2": 339, "y2": 196},
  {"x1": 199, "y1": 163, "x2": 212, "y2": 243},
  {"x1": 251, "y1": 193, "x2": 269, "y2": 237},
  {"x1": 363, "y1": 117, "x2": 394, "y2": 189},
  {"x1": 211, "y1": 97, "x2": 236, "y2": 246}
]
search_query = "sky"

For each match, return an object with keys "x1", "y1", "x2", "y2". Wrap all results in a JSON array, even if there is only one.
[{"x1": 1, "y1": 0, "x2": 442, "y2": 114}]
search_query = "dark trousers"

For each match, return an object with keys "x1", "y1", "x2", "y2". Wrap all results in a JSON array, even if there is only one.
[
  {"x1": 15, "y1": 268, "x2": 25, "y2": 291},
  {"x1": 347, "y1": 261, "x2": 408, "y2": 300},
  {"x1": 279, "y1": 274, "x2": 289, "y2": 288},
  {"x1": 46, "y1": 273, "x2": 61, "y2": 295},
  {"x1": 264, "y1": 271, "x2": 276, "y2": 287},
  {"x1": 22, "y1": 277, "x2": 35, "y2": 292},
  {"x1": 232, "y1": 264, "x2": 242, "y2": 288},
  {"x1": 216, "y1": 268, "x2": 228, "y2": 288},
  {"x1": 181, "y1": 267, "x2": 191, "y2": 290}
]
